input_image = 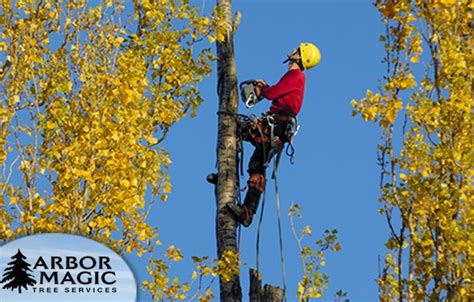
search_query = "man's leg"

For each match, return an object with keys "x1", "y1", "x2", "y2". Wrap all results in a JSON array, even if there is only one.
[
  {"x1": 243, "y1": 120, "x2": 290, "y2": 216},
  {"x1": 243, "y1": 144, "x2": 268, "y2": 214},
  {"x1": 227, "y1": 142, "x2": 270, "y2": 227}
]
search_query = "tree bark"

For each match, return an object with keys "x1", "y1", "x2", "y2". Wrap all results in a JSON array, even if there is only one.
[
  {"x1": 215, "y1": 0, "x2": 242, "y2": 301},
  {"x1": 249, "y1": 268, "x2": 262, "y2": 302},
  {"x1": 249, "y1": 268, "x2": 284, "y2": 302}
]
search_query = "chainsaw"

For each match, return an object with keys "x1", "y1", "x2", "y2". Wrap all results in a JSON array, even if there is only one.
[{"x1": 239, "y1": 80, "x2": 264, "y2": 108}]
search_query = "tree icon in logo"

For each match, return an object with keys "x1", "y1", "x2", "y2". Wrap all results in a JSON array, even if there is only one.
[{"x1": 1, "y1": 249, "x2": 36, "y2": 293}]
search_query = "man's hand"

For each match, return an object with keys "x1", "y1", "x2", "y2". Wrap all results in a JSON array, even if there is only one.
[
  {"x1": 254, "y1": 79, "x2": 267, "y2": 87},
  {"x1": 254, "y1": 80, "x2": 267, "y2": 97}
]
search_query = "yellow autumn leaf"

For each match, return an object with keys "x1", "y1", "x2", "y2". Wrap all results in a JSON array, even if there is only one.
[
  {"x1": 146, "y1": 136, "x2": 158, "y2": 145},
  {"x1": 301, "y1": 225, "x2": 312, "y2": 236}
]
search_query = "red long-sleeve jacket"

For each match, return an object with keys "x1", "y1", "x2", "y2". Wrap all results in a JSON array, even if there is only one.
[{"x1": 261, "y1": 68, "x2": 306, "y2": 115}]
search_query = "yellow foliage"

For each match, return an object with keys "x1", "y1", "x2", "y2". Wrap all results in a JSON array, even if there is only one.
[
  {"x1": 354, "y1": 0, "x2": 472, "y2": 300},
  {"x1": 165, "y1": 245, "x2": 184, "y2": 262},
  {"x1": 301, "y1": 225, "x2": 312, "y2": 236},
  {"x1": 214, "y1": 250, "x2": 240, "y2": 282},
  {"x1": 0, "y1": 0, "x2": 224, "y2": 300},
  {"x1": 144, "y1": 248, "x2": 239, "y2": 301},
  {"x1": 290, "y1": 203, "x2": 341, "y2": 301}
]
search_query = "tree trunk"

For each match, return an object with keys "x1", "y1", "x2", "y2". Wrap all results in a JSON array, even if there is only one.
[
  {"x1": 249, "y1": 268, "x2": 262, "y2": 302},
  {"x1": 215, "y1": 0, "x2": 242, "y2": 301},
  {"x1": 249, "y1": 268, "x2": 284, "y2": 302}
]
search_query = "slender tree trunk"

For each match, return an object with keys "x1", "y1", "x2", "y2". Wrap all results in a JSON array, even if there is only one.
[{"x1": 215, "y1": 0, "x2": 242, "y2": 301}]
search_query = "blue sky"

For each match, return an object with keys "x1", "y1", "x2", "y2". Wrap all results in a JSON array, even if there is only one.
[{"x1": 129, "y1": 1, "x2": 390, "y2": 302}]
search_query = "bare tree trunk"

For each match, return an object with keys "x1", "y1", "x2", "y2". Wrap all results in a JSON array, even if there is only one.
[
  {"x1": 215, "y1": 0, "x2": 242, "y2": 301},
  {"x1": 249, "y1": 269, "x2": 262, "y2": 302},
  {"x1": 250, "y1": 269, "x2": 284, "y2": 302}
]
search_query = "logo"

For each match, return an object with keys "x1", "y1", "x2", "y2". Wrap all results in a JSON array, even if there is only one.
[
  {"x1": 1, "y1": 249, "x2": 36, "y2": 293},
  {"x1": 0, "y1": 233, "x2": 137, "y2": 302}
]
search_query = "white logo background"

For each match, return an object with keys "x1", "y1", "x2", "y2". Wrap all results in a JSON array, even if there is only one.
[{"x1": 0, "y1": 233, "x2": 137, "y2": 302}]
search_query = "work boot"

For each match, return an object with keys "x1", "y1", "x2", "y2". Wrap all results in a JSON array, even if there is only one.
[
  {"x1": 206, "y1": 173, "x2": 218, "y2": 184},
  {"x1": 226, "y1": 202, "x2": 253, "y2": 227},
  {"x1": 243, "y1": 187, "x2": 261, "y2": 214}
]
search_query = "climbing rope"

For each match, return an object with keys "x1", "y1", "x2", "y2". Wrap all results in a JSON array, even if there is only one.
[
  {"x1": 256, "y1": 115, "x2": 287, "y2": 300},
  {"x1": 256, "y1": 172, "x2": 266, "y2": 279},
  {"x1": 235, "y1": 162, "x2": 242, "y2": 252},
  {"x1": 236, "y1": 132, "x2": 247, "y2": 252},
  {"x1": 257, "y1": 151, "x2": 287, "y2": 301},
  {"x1": 254, "y1": 116, "x2": 268, "y2": 278},
  {"x1": 217, "y1": 111, "x2": 251, "y2": 124},
  {"x1": 273, "y1": 152, "x2": 287, "y2": 301}
]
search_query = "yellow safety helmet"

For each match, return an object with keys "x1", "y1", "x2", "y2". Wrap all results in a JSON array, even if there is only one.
[{"x1": 299, "y1": 42, "x2": 321, "y2": 70}]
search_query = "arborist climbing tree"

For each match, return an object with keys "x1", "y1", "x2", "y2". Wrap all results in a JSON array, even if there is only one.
[{"x1": 210, "y1": 42, "x2": 321, "y2": 228}]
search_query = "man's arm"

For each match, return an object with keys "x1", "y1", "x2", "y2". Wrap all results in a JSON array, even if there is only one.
[{"x1": 259, "y1": 72, "x2": 297, "y2": 100}]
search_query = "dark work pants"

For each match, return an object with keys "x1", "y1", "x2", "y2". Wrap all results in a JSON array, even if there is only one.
[{"x1": 244, "y1": 120, "x2": 289, "y2": 214}]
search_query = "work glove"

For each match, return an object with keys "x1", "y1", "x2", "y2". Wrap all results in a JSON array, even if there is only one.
[{"x1": 254, "y1": 80, "x2": 267, "y2": 97}]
